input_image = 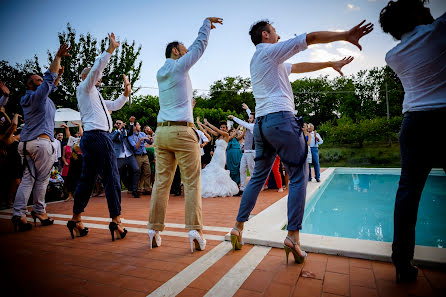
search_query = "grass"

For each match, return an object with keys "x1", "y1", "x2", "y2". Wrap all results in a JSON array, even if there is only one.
[{"x1": 318, "y1": 142, "x2": 401, "y2": 168}]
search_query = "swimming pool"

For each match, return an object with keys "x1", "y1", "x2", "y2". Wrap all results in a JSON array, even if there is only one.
[{"x1": 301, "y1": 168, "x2": 446, "y2": 248}]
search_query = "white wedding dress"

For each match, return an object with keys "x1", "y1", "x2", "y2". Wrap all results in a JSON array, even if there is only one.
[{"x1": 201, "y1": 139, "x2": 240, "y2": 198}]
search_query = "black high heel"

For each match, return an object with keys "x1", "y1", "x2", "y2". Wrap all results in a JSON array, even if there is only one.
[
  {"x1": 66, "y1": 220, "x2": 89, "y2": 239},
  {"x1": 31, "y1": 211, "x2": 54, "y2": 227},
  {"x1": 11, "y1": 215, "x2": 32, "y2": 232},
  {"x1": 395, "y1": 264, "x2": 418, "y2": 283},
  {"x1": 109, "y1": 222, "x2": 127, "y2": 241}
]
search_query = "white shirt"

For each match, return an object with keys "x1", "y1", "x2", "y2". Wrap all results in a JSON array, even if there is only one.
[
  {"x1": 157, "y1": 19, "x2": 211, "y2": 123},
  {"x1": 67, "y1": 136, "x2": 81, "y2": 147},
  {"x1": 76, "y1": 52, "x2": 128, "y2": 132},
  {"x1": 53, "y1": 139, "x2": 61, "y2": 159},
  {"x1": 386, "y1": 13, "x2": 446, "y2": 113},
  {"x1": 309, "y1": 131, "x2": 323, "y2": 148},
  {"x1": 196, "y1": 129, "x2": 209, "y2": 156},
  {"x1": 250, "y1": 34, "x2": 307, "y2": 117}
]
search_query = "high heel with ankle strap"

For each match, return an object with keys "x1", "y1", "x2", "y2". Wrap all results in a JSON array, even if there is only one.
[
  {"x1": 11, "y1": 216, "x2": 32, "y2": 232},
  {"x1": 67, "y1": 220, "x2": 89, "y2": 239},
  {"x1": 284, "y1": 236, "x2": 307, "y2": 264},
  {"x1": 109, "y1": 222, "x2": 127, "y2": 241},
  {"x1": 230, "y1": 227, "x2": 244, "y2": 251},
  {"x1": 148, "y1": 229, "x2": 161, "y2": 249},
  {"x1": 31, "y1": 211, "x2": 54, "y2": 227},
  {"x1": 189, "y1": 230, "x2": 206, "y2": 253}
]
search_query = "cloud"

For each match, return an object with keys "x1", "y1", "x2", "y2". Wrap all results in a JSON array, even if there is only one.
[{"x1": 347, "y1": 3, "x2": 360, "y2": 11}]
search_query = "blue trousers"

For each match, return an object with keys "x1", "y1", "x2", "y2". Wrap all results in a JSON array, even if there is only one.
[
  {"x1": 73, "y1": 131, "x2": 122, "y2": 218},
  {"x1": 308, "y1": 147, "x2": 320, "y2": 180},
  {"x1": 236, "y1": 111, "x2": 308, "y2": 231},
  {"x1": 392, "y1": 109, "x2": 446, "y2": 264}
]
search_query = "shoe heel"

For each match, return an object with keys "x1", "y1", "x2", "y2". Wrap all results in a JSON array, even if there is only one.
[
  {"x1": 190, "y1": 237, "x2": 194, "y2": 253},
  {"x1": 284, "y1": 245, "x2": 291, "y2": 265},
  {"x1": 149, "y1": 232, "x2": 154, "y2": 250},
  {"x1": 67, "y1": 221, "x2": 75, "y2": 239},
  {"x1": 230, "y1": 235, "x2": 242, "y2": 251}
]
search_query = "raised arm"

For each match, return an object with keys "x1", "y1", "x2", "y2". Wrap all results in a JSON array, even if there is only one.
[
  {"x1": 291, "y1": 56, "x2": 354, "y2": 76},
  {"x1": 200, "y1": 121, "x2": 218, "y2": 137},
  {"x1": 176, "y1": 17, "x2": 223, "y2": 72},
  {"x1": 104, "y1": 74, "x2": 130, "y2": 111},
  {"x1": 306, "y1": 21, "x2": 373, "y2": 50},
  {"x1": 82, "y1": 33, "x2": 119, "y2": 90},
  {"x1": 0, "y1": 81, "x2": 10, "y2": 106},
  {"x1": 60, "y1": 123, "x2": 71, "y2": 138},
  {"x1": 228, "y1": 115, "x2": 254, "y2": 131},
  {"x1": 197, "y1": 117, "x2": 212, "y2": 140},
  {"x1": 71, "y1": 121, "x2": 83, "y2": 137},
  {"x1": 54, "y1": 66, "x2": 64, "y2": 87},
  {"x1": 204, "y1": 119, "x2": 229, "y2": 138}
]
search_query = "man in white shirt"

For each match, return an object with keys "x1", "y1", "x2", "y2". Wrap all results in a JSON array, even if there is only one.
[
  {"x1": 148, "y1": 17, "x2": 223, "y2": 252},
  {"x1": 380, "y1": 0, "x2": 445, "y2": 282},
  {"x1": 228, "y1": 103, "x2": 256, "y2": 196},
  {"x1": 231, "y1": 19, "x2": 373, "y2": 256},
  {"x1": 308, "y1": 123, "x2": 323, "y2": 182},
  {"x1": 69, "y1": 33, "x2": 130, "y2": 240}
]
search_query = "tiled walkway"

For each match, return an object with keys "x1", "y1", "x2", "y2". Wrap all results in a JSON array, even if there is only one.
[{"x1": 1, "y1": 187, "x2": 445, "y2": 297}]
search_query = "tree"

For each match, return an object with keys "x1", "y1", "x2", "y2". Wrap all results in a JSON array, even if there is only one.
[{"x1": 46, "y1": 23, "x2": 143, "y2": 108}]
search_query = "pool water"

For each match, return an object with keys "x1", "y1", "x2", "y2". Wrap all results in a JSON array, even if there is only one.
[{"x1": 302, "y1": 173, "x2": 446, "y2": 248}]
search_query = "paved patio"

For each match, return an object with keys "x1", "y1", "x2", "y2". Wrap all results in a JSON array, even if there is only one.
[{"x1": 1, "y1": 183, "x2": 445, "y2": 297}]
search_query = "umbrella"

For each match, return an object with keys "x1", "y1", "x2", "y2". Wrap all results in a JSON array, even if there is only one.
[{"x1": 54, "y1": 108, "x2": 82, "y2": 128}]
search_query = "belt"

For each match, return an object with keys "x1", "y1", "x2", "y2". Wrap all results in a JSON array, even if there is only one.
[{"x1": 157, "y1": 121, "x2": 194, "y2": 127}]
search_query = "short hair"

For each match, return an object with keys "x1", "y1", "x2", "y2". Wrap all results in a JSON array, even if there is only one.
[
  {"x1": 308, "y1": 123, "x2": 314, "y2": 129},
  {"x1": 165, "y1": 41, "x2": 181, "y2": 59},
  {"x1": 379, "y1": 0, "x2": 429, "y2": 40},
  {"x1": 24, "y1": 73, "x2": 35, "y2": 87},
  {"x1": 250, "y1": 112, "x2": 255, "y2": 117},
  {"x1": 249, "y1": 20, "x2": 271, "y2": 45},
  {"x1": 219, "y1": 122, "x2": 228, "y2": 127}
]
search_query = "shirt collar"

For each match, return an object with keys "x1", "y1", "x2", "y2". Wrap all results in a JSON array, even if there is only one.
[{"x1": 255, "y1": 43, "x2": 271, "y2": 49}]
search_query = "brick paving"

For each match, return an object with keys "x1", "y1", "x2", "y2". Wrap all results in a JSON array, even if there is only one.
[{"x1": 1, "y1": 172, "x2": 445, "y2": 297}]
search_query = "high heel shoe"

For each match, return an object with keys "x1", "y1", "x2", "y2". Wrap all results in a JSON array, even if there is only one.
[
  {"x1": 284, "y1": 236, "x2": 307, "y2": 264},
  {"x1": 109, "y1": 222, "x2": 127, "y2": 241},
  {"x1": 66, "y1": 220, "x2": 89, "y2": 239},
  {"x1": 11, "y1": 215, "x2": 32, "y2": 232},
  {"x1": 189, "y1": 230, "x2": 206, "y2": 253},
  {"x1": 31, "y1": 211, "x2": 54, "y2": 227},
  {"x1": 392, "y1": 255, "x2": 418, "y2": 283},
  {"x1": 230, "y1": 227, "x2": 244, "y2": 251},
  {"x1": 148, "y1": 229, "x2": 161, "y2": 249}
]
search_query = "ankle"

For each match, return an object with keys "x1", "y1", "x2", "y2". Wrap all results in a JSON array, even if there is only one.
[{"x1": 235, "y1": 222, "x2": 244, "y2": 231}]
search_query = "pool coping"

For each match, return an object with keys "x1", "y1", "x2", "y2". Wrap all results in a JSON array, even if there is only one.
[{"x1": 225, "y1": 167, "x2": 446, "y2": 267}]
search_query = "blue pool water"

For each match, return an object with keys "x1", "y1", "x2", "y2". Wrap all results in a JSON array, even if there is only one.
[{"x1": 301, "y1": 173, "x2": 446, "y2": 248}]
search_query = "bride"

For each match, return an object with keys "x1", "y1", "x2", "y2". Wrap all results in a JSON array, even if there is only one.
[{"x1": 197, "y1": 118, "x2": 239, "y2": 198}]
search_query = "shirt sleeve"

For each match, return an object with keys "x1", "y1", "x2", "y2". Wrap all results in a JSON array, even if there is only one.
[
  {"x1": 21, "y1": 71, "x2": 58, "y2": 107},
  {"x1": 233, "y1": 117, "x2": 254, "y2": 132},
  {"x1": 175, "y1": 19, "x2": 212, "y2": 72},
  {"x1": 0, "y1": 95, "x2": 8, "y2": 107},
  {"x1": 128, "y1": 134, "x2": 137, "y2": 149},
  {"x1": 264, "y1": 33, "x2": 308, "y2": 64},
  {"x1": 285, "y1": 63, "x2": 292, "y2": 76},
  {"x1": 80, "y1": 52, "x2": 112, "y2": 91},
  {"x1": 316, "y1": 133, "x2": 323, "y2": 145},
  {"x1": 245, "y1": 108, "x2": 251, "y2": 117},
  {"x1": 104, "y1": 94, "x2": 128, "y2": 112}
]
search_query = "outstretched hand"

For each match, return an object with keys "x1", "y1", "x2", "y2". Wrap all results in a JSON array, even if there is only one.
[
  {"x1": 60, "y1": 124, "x2": 68, "y2": 128},
  {"x1": 109, "y1": 33, "x2": 120, "y2": 49},
  {"x1": 346, "y1": 20, "x2": 374, "y2": 51},
  {"x1": 0, "y1": 81, "x2": 10, "y2": 96},
  {"x1": 58, "y1": 66, "x2": 65, "y2": 77},
  {"x1": 331, "y1": 56, "x2": 354, "y2": 76},
  {"x1": 241, "y1": 103, "x2": 249, "y2": 110},
  {"x1": 56, "y1": 44, "x2": 71, "y2": 58},
  {"x1": 123, "y1": 74, "x2": 131, "y2": 97},
  {"x1": 207, "y1": 17, "x2": 223, "y2": 29},
  {"x1": 228, "y1": 115, "x2": 234, "y2": 120}
]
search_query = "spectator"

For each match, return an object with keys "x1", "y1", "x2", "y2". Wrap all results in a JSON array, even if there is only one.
[
  {"x1": 128, "y1": 121, "x2": 153, "y2": 195},
  {"x1": 307, "y1": 123, "x2": 323, "y2": 182},
  {"x1": 143, "y1": 125, "x2": 156, "y2": 185},
  {"x1": 110, "y1": 119, "x2": 140, "y2": 198}
]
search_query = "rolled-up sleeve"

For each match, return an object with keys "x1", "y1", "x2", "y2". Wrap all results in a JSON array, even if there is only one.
[
  {"x1": 266, "y1": 33, "x2": 308, "y2": 64},
  {"x1": 104, "y1": 95, "x2": 128, "y2": 111}
]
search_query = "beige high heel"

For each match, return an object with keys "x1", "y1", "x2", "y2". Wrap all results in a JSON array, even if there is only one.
[
  {"x1": 189, "y1": 230, "x2": 206, "y2": 253},
  {"x1": 284, "y1": 236, "x2": 307, "y2": 264}
]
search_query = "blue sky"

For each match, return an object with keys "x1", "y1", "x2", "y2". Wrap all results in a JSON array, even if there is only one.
[{"x1": 1, "y1": 0, "x2": 445, "y2": 96}]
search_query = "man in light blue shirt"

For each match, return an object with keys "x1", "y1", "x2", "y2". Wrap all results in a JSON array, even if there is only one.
[
  {"x1": 128, "y1": 121, "x2": 152, "y2": 195},
  {"x1": 380, "y1": 0, "x2": 445, "y2": 283},
  {"x1": 308, "y1": 123, "x2": 323, "y2": 182},
  {"x1": 12, "y1": 44, "x2": 70, "y2": 232}
]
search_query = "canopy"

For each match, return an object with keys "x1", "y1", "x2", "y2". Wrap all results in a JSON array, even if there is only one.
[{"x1": 54, "y1": 108, "x2": 82, "y2": 128}]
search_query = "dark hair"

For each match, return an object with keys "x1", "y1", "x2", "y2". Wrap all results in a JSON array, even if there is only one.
[
  {"x1": 219, "y1": 121, "x2": 227, "y2": 128},
  {"x1": 250, "y1": 112, "x2": 255, "y2": 117},
  {"x1": 379, "y1": 0, "x2": 429, "y2": 40},
  {"x1": 24, "y1": 73, "x2": 35, "y2": 87},
  {"x1": 165, "y1": 41, "x2": 181, "y2": 59},
  {"x1": 249, "y1": 20, "x2": 271, "y2": 45}
]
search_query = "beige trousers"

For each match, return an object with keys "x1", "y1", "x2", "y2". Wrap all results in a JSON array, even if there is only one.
[
  {"x1": 148, "y1": 126, "x2": 202, "y2": 231},
  {"x1": 135, "y1": 154, "x2": 152, "y2": 191}
]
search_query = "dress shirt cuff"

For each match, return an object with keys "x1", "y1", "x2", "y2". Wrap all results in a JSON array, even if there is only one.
[{"x1": 44, "y1": 70, "x2": 59, "y2": 82}]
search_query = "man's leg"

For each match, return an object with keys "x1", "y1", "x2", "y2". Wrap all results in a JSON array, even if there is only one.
[
  {"x1": 392, "y1": 113, "x2": 432, "y2": 266},
  {"x1": 175, "y1": 127, "x2": 203, "y2": 230},
  {"x1": 148, "y1": 127, "x2": 177, "y2": 231},
  {"x1": 73, "y1": 133, "x2": 101, "y2": 215},
  {"x1": 30, "y1": 138, "x2": 57, "y2": 214},
  {"x1": 239, "y1": 154, "x2": 248, "y2": 191},
  {"x1": 128, "y1": 155, "x2": 140, "y2": 193},
  {"x1": 13, "y1": 141, "x2": 37, "y2": 217},
  {"x1": 308, "y1": 162, "x2": 312, "y2": 181},
  {"x1": 140, "y1": 155, "x2": 152, "y2": 192},
  {"x1": 312, "y1": 148, "x2": 321, "y2": 181}
]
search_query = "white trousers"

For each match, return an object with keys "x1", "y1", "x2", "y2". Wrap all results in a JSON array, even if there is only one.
[{"x1": 239, "y1": 151, "x2": 255, "y2": 191}]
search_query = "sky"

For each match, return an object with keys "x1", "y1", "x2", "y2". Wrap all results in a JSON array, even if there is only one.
[{"x1": 1, "y1": 0, "x2": 445, "y2": 97}]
